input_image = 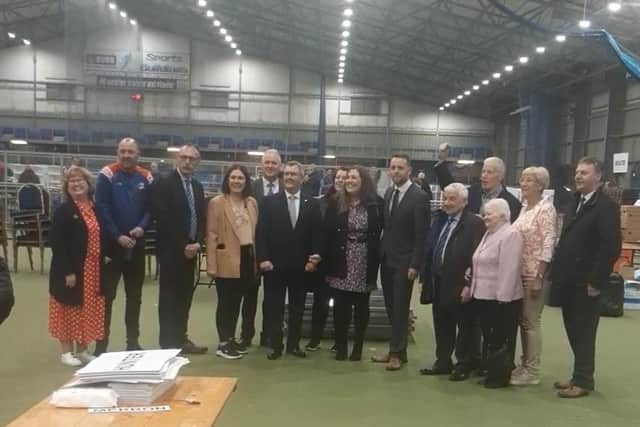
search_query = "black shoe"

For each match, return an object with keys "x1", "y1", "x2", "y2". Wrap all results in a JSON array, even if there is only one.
[
  {"x1": 449, "y1": 366, "x2": 471, "y2": 382},
  {"x1": 267, "y1": 350, "x2": 282, "y2": 360},
  {"x1": 126, "y1": 342, "x2": 143, "y2": 351},
  {"x1": 231, "y1": 338, "x2": 249, "y2": 355},
  {"x1": 94, "y1": 342, "x2": 107, "y2": 357},
  {"x1": 420, "y1": 362, "x2": 452, "y2": 376},
  {"x1": 216, "y1": 343, "x2": 243, "y2": 360},
  {"x1": 330, "y1": 343, "x2": 337, "y2": 353},
  {"x1": 476, "y1": 368, "x2": 488, "y2": 377},
  {"x1": 349, "y1": 350, "x2": 362, "y2": 361},
  {"x1": 259, "y1": 334, "x2": 270, "y2": 348},
  {"x1": 286, "y1": 348, "x2": 307, "y2": 358},
  {"x1": 305, "y1": 341, "x2": 321, "y2": 352},
  {"x1": 182, "y1": 339, "x2": 208, "y2": 355},
  {"x1": 238, "y1": 338, "x2": 252, "y2": 349}
]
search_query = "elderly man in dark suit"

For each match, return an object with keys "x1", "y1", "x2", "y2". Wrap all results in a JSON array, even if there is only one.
[
  {"x1": 372, "y1": 154, "x2": 428, "y2": 371},
  {"x1": 551, "y1": 157, "x2": 621, "y2": 398},
  {"x1": 152, "y1": 144, "x2": 207, "y2": 354},
  {"x1": 420, "y1": 183, "x2": 485, "y2": 381},
  {"x1": 244, "y1": 149, "x2": 283, "y2": 348},
  {"x1": 256, "y1": 161, "x2": 323, "y2": 360}
]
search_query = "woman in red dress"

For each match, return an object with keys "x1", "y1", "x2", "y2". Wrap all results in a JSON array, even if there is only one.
[{"x1": 49, "y1": 166, "x2": 105, "y2": 366}]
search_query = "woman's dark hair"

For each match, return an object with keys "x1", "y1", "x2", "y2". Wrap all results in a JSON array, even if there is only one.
[
  {"x1": 326, "y1": 166, "x2": 350, "y2": 197},
  {"x1": 222, "y1": 164, "x2": 252, "y2": 198},
  {"x1": 337, "y1": 166, "x2": 377, "y2": 214}
]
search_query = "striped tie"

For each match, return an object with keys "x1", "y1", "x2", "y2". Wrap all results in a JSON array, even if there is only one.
[{"x1": 185, "y1": 178, "x2": 197, "y2": 241}]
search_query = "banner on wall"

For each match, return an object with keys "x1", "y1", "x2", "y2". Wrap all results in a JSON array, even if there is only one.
[
  {"x1": 84, "y1": 50, "x2": 190, "y2": 80},
  {"x1": 96, "y1": 76, "x2": 177, "y2": 90},
  {"x1": 613, "y1": 152, "x2": 629, "y2": 174}
]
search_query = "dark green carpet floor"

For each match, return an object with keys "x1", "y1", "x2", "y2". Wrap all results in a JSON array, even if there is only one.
[{"x1": 1, "y1": 258, "x2": 638, "y2": 426}]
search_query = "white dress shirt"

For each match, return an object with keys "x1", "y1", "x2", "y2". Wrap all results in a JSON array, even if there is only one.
[
  {"x1": 263, "y1": 178, "x2": 280, "y2": 196},
  {"x1": 389, "y1": 179, "x2": 413, "y2": 214},
  {"x1": 576, "y1": 190, "x2": 595, "y2": 213},
  {"x1": 285, "y1": 190, "x2": 301, "y2": 224}
]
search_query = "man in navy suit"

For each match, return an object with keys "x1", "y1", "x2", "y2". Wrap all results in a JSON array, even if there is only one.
[{"x1": 256, "y1": 161, "x2": 323, "y2": 360}]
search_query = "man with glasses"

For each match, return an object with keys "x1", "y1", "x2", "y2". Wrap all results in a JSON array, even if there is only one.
[
  {"x1": 95, "y1": 138, "x2": 152, "y2": 355},
  {"x1": 152, "y1": 144, "x2": 207, "y2": 354}
]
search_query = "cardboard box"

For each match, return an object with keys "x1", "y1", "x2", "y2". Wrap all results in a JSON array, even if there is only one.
[{"x1": 621, "y1": 206, "x2": 640, "y2": 229}]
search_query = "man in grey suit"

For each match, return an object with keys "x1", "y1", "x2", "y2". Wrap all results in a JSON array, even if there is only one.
[
  {"x1": 372, "y1": 154, "x2": 429, "y2": 370},
  {"x1": 240, "y1": 149, "x2": 282, "y2": 348}
]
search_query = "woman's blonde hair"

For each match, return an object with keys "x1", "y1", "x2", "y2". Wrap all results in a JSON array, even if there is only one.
[
  {"x1": 520, "y1": 166, "x2": 550, "y2": 191},
  {"x1": 63, "y1": 166, "x2": 94, "y2": 200}
]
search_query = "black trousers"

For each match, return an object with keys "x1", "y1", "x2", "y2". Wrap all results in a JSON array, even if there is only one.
[
  {"x1": 308, "y1": 272, "x2": 330, "y2": 344},
  {"x1": 215, "y1": 245, "x2": 255, "y2": 343},
  {"x1": 333, "y1": 288, "x2": 370, "y2": 354},
  {"x1": 432, "y1": 277, "x2": 475, "y2": 369},
  {"x1": 240, "y1": 274, "x2": 268, "y2": 344},
  {"x1": 476, "y1": 299, "x2": 521, "y2": 385},
  {"x1": 380, "y1": 261, "x2": 413, "y2": 359},
  {"x1": 0, "y1": 293, "x2": 14, "y2": 325},
  {"x1": 96, "y1": 243, "x2": 145, "y2": 352},
  {"x1": 560, "y1": 284, "x2": 601, "y2": 390},
  {"x1": 158, "y1": 250, "x2": 197, "y2": 349},
  {"x1": 263, "y1": 269, "x2": 307, "y2": 353}
]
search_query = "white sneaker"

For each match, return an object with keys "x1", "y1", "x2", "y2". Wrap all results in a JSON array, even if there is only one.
[
  {"x1": 510, "y1": 369, "x2": 541, "y2": 385},
  {"x1": 60, "y1": 352, "x2": 83, "y2": 367},
  {"x1": 76, "y1": 350, "x2": 96, "y2": 364}
]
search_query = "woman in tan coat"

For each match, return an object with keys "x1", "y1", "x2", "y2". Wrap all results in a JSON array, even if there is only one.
[{"x1": 207, "y1": 165, "x2": 258, "y2": 360}]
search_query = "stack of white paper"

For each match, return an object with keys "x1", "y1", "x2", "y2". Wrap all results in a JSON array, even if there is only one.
[{"x1": 62, "y1": 349, "x2": 190, "y2": 406}]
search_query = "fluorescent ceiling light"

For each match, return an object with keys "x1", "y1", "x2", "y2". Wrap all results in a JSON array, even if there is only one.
[
  {"x1": 167, "y1": 147, "x2": 180, "y2": 152},
  {"x1": 108, "y1": 2, "x2": 117, "y2": 10},
  {"x1": 457, "y1": 160, "x2": 475, "y2": 165},
  {"x1": 342, "y1": 20, "x2": 351, "y2": 28},
  {"x1": 519, "y1": 56, "x2": 529, "y2": 64},
  {"x1": 10, "y1": 139, "x2": 27, "y2": 145},
  {"x1": 120, "y1": 10, "x2": 127, "y2": 18},
  {"x1": 457, "y1": 95, "x2": 463, "y2": 99},
  {"x1": 339, "y1": 55, "x2": 346, "y2": 61},
  {"x1": 464, "y1": 90, "x2": 471, "y2": 95},
  {"x1": 450, "y1": 100, "x2": 457, "y2": 104},
  {"x1": 439, "y1": 107, "x2": 444, "y2": 111},
  {"x1": 230, "y1": 42, "x2": 237, "y2": 49},
  {"x1": 472, "y1": 85, "x2": 480, "y2": 90},
  {"x1": 220, "y1": 28, "x2": 227, "y2": 35},
  {"x1": 578, "y1": 19, "x2": 591, "y2": 29},
  {"x1": 555, "y1": 34, "x2": 566, "y2": 42},
  {"x1": 198, "y1": 0, "x2": 207, "y2": 7},
  {"x1": 504, "y1": 65, "x2": 514, "y2": 72},
  {"x1": 445, "y1": 103, "x2": 450, "y2": 107},
  {"x1": 343, "y1": 8, "x2": 353, "y2": 17},
  {"x1": 346, "y1": 0, "x2": 354, "y2": 3},
  {"x1": 341, "y1": 30, "x2": 350, "y2": 38},
  {"x1": 213, "y1": 19, "x2": 221, "y2": 27},
  {"x1": 248, "y1": 151, "x2": 264, "y2": 156},
  {"x1": 341, "y1": 40, "x2": 348, "y2": 47},
  {"x1": 339, "y1": 62, "x2": 345, "y2": 67},
  {"x1": 225, "y1": 35, "x2": 232, "y2": 42},
  {"x1": 8, "y1": 32, "x2": 16, "y2": 39},
  {"x1": 235, "y1": 49, "x2": 242, "y2": 55},
  {"x1": 338, "y1": 78, "x2": 343, "y2": 83},
  {"x1": 130, "y1": 19, "x2": 137, "y2": 26},
  {"x1": 608, "y1": 2, "x2": 621, "y2": 12},
  {"x1": 492, "y1": 72, "x2": 501, "y2": 79},
  {"x1": 323, "y1": 154, "x2": 337, "y2": 159},
  {"x1": 536, "y1": 46, "x2": 546, "y2": 54},
  {"x1": 482, "y1": 80, "x2": 489, "y2": 85},
  {"x1": 22, "y1": 39, "x2": 31, "y2": 45},
  {"x1": 340, "y1": 48, "x2": 347, "y2": 55},
  {"x1": 206, "y1": 10, "x2": 214, "y2": 18}
]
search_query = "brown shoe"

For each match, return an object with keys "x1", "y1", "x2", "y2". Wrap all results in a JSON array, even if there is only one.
[
  {"x1": 385, "y1": 356, "x2": 403, "y2": 371},
  {"x1": 558, "y1": 385, "x2": 590, "y2": 398},
  {"x1": 371, "y1": 353, "x2": 390, "y2": 363},
  {"x1": 553, "y1": 380, "x2": 573, "y2": 390}
]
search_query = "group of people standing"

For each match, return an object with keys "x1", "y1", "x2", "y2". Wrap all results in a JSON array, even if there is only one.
[{"x1": 46, "y1": 138, "x2": 621, "y2": 399}]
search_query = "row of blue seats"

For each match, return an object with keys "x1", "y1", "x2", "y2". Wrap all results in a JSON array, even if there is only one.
[{"x1": 0, "y1": 126, "x2": 320, "y2": 153}]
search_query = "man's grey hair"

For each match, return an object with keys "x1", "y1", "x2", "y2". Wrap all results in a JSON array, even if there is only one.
[
  {"x1": 263, "y1": 149, "x2": 282, "y2": 164},
  {"x1": 483, "y1": 157, "x2": 505, "y2": 178},
  {"x1": 484, "y1": 198, "x2": 511, "y2": 223},
  {"x1": 444, "y1": 182, "x2": 468, "y2": 202},
  {"x1": 285, "y1": 160, "x2": 304, "y2": 177}
]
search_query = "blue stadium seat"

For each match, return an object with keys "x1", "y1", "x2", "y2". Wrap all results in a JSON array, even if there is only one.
[
  {"x1": 172, "y1": 135, "x2": 185, "y2": 146},
  {"x1": 40, "y1": 129, "x2": 53, "y2": 141},
  {"x1": 222, "y1": 138, "x2": 235, "y2": 149},
  {"x1": 14, "y1": 128, "x2": 27, "y2": 138},
  {"x1": 91, "y1": 131, "x2": 104, "y2": 144},
  {"x1": 2, "y1": 127, "x2": 13, "y2": 136},
  {"x1": 247, "y1": 139, "x2": 259, "y2": 150},
  {"x1": 261, "y1": 139, "x2": 273, "y2": 148},
  {"x1": 27, "y1": 129, "x2": 39, "y2": 140},
  {"x1": 275, "y1": 140, "x2": 285, "y2": 151},
  {"x1": 196, "y1": 136, "x2": 209, "y2": 147}
]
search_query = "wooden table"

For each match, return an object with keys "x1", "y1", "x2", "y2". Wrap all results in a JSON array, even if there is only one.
[{"x1": 8, "y1": 376, "x2": 237, "y2": 427}]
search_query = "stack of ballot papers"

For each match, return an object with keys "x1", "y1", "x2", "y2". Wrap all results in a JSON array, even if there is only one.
[{"x1": 61, "y1": 349, "x2": 189, "y2": 406}]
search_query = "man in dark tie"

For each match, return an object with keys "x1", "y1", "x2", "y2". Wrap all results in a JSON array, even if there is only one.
[
  {"x1": 246, "y1": 149, "x2": 283, "y2": 348},
  {"x1": 551, "y1": 157, "x2": 621, "y2": 398},
  {"x1": 373, "y1": 154, "x2": 428, "y2": 370},
  {"x1": 152, "y1": 144, "x2": 207, "y2": 354},
  {"x1": 419, "y1": 183, "x2": 485, "y2": 381},
  {"x1": 256, "y1": 161, "x2": 323, "y2": 360}
]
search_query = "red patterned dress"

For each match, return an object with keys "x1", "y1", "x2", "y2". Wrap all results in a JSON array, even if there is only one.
[{"x1": 48, "y1": 200, "x2": 105, "y2": 344}]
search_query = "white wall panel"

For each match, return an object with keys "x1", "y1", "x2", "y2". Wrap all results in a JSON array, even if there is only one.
[{"x1": 0, "y1": 46, "x2": 33, "y2": 80}]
